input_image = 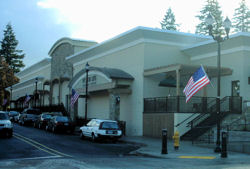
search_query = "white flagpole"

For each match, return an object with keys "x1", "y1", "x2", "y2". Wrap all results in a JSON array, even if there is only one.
[{"x1": 201, "y1": 64, "x2": 214, "y2": 88}]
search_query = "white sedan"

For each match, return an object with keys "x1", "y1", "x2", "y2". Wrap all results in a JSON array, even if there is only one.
[{"x1": 80, "y1": 119, "x2": 122, "y2": 142}]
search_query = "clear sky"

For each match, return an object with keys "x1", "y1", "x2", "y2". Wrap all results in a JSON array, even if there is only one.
[{"x1": 0, "y1": 0, "x2": 249, "y2": 69}]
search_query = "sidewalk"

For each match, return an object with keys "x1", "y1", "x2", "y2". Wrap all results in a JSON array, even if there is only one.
[{"x1": 120, "y1": 136, "x2": 250, "y2": 159}]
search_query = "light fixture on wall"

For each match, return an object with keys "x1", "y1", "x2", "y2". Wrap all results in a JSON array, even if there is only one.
[{"x1": 35, "y1": 77, "x2": 38, "y2": 107}]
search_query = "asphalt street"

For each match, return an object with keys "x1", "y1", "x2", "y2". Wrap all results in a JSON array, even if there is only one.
[
  {"x1": 0, "y1": 123, "x2": 139, "y2": 160},
  {"x1": 1, "y1": 124, "x2": 250, "y2": 169}
]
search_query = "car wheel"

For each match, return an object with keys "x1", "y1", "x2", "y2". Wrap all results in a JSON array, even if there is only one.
[
  {"x1": 91, "y1": 133, "x2": 96, "y2": 142},
  {"x1": 80, "y1": 132, "x2": 84, "y2": 140}
]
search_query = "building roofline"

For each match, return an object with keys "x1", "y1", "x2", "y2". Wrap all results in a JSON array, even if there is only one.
[
  {"x1": 48, "y1": 37, "x2": 97, "y2": 56},
  {"x1": 67, "y1": 26, "x2": 211, "y2": 61},
  {"x1": 16, "y1": 58, "x2": 51, "y2": 76},
  {"x1": 182, "y1": 32, "x2": 250, "y2": 51}
]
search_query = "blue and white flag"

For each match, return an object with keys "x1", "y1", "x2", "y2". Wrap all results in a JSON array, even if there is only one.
[
  {"x1": 24, "y1": 94, "x2": 31, "y2": 106},
  {"x1": 71, "y1": 89, "x2": 79, "y2": 107},
  {"x1": 2, "y1": 99, "x2": 7, "y2": 106}
]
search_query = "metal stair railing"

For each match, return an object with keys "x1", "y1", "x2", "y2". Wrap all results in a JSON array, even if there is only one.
[
  {"x1": 183, "y1": 97, "x2": 230, "y2": 141},
  {"x1": 175, "y1": 113, "x2": 197, "y2": 127},
  {"x1": 186, "y1": 98, "x2": 217, "y2": 128}
]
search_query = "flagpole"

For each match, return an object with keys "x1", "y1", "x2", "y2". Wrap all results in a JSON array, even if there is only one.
[{"x1": 201, "y1": 65, "x2": 214, "y2": 88}]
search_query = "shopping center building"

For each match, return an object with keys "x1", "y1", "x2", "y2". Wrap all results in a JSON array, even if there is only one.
[{"x1": 9, "y1": 26, "x2": 247, "y2": 137}]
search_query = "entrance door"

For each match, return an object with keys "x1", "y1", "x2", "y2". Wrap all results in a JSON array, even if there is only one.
[{"x1": 232, "y1": 80, "x2": 240, "y2": 96}]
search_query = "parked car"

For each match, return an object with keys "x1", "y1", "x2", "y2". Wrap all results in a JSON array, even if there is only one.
[
  {"x1": 33, "y1": 113, "x2": 53, "y2": 129},
  {"x1": 50, "y1": 112, "x2": 63, "y2": 116},
  {"x1": 0, "y1": 111, "x2": 13, "y2": 138},
  {"x1": 8, "y1": 111, "x2": 19, "y2": 122},
  {"x1": 46, "y1": 116, "x2": 75, "y2": 133},
  {"x1": 79, "y1": 119, "x2": 122, "y2": 142},
  {"x1": 21, "y1": 108, "x2": 41, "y2": 115},
  {"x1": 19, "y1": 113, "x2": 39, "y2": 126}
]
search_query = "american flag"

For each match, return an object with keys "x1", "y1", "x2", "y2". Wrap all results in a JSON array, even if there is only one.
[
  {"x1": 71, "y1": 89, "x2": 79, "y2": 107},
  {"x1": 2, "y1": 99, "x2": 7, "y2": 106},
  {"x1": 183, "y1": 66, "x2": 210, "y2": 103},
  {"x1": 24, "y1": 94, "x2": 31, "y2": 106}
]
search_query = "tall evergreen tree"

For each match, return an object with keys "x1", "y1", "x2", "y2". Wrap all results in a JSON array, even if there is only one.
[
  {"x1": 232, "y1": 0, "x2": 250, "y2": 32},
  {"x1": 195, "y1": 0, "x2": 224, "y2": 35},
  {"x1": 0, "y1": 23, "x2": 25, "y2": 73},
  {"x1": 160, "y1": 8, "x2": 179, "y2": 31}
]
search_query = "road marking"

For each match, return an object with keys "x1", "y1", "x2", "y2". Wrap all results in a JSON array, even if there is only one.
[
  {"x1": 13, "y1": 135, "x2": 60, "y2": 157},
  {"x1": 9, "y1": 155, "x2": 61, "y2": 161},
  {"x1": 13, "y1": 133, "x2": 72, "y2": 158},
  {"x1": 178, "y1": 156, "x2": 216, "y2": 159}
]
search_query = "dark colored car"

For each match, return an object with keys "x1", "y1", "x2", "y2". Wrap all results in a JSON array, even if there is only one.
[
  {"x1": 33, "y1": 113, "x2": 53, "y2": 129},
  {"x1": 21, "y1": 108, "x2": 41, "y2": 115},
  {"x1": 19, "y1": 113, "x2": 39, "y2": 126},
  {"x1": 8, "y1": 111, "x2": 19, "y2": 122},
  {"x1": 46, "y1": 116, "x2": 75, "y2": 133},
  {"x1": 18, "y1": 108, "x2": 41, "y2": 126}
]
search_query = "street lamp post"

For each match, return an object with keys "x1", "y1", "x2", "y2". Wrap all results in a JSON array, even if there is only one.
[
  {"x1": 84, "y1": 62, "x2": 89, "y2": 121},
  {"x1": 10, "y1": 86, "x2": 12, "y2": 109},
  {"x1": 206, "y1": 14, "x2": 231, "y2": 153},
  {"x1": 35, "y1": 77, "x2": 38, "y2": 107}
]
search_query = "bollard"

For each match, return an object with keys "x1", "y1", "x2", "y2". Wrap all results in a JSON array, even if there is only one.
[
  {"x1": 221, "y1": 131, "x2": 227, "y2": 158},
  {"x1": 161, "y1": 129, "x2": 168, "y2": 154}
]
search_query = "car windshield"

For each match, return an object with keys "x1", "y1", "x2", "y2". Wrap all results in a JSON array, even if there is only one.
[
  {"x1": 0, "y1": 113, "x2": 9, "y2": 120},
  {"x1": 52, "y1": 112, "x2": 63, "y2": 116},
  {"x1": 9, "y1": 111, "x2": 18, "y2": 116},
  {"x1": 27, "y1": 114, "x2": 36, "y2": 118},
  {"x1": 27, "y1": 109, "x2": 41, "y2": 115},
  {"x1": 42, "y1": 114, "x2": 52, "y2": 119},
  {"x1": 56, "y1": 116, "x2": 69, "y2": 122},
  {"x1": 101, "y1": 122, "x2": 119, "y2": 129}
]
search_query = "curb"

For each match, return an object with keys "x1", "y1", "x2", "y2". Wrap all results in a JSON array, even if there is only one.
[{"x1": 119, "y1": 138, "x2": 147, "y2": 147}]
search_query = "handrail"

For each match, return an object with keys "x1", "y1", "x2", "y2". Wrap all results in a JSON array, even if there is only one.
[
  {"x1": 222, "y1": 114, "x2": 250, "y2": 128},
  {"x1": 187, "y1": 96, "x2": 228, "y2": 127},
  {"x1": 175, "y1": 113, "x2": 197, "y2": 127}
]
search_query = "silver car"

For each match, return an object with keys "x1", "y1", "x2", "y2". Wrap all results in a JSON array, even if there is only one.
[{"x1": 0, "y1": 111, "x2": 13, "y2": 138}]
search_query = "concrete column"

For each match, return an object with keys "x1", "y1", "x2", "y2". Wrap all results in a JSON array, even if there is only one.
[
  {"x1": 176, "y1": 69, "x2": 180, "y2": 96},
  {"x1": 109, "y1": 91, "x2": 120, "y2": 121},
  {"x1": 58, "y1": 78, "x2": 61, "y2": 104}
]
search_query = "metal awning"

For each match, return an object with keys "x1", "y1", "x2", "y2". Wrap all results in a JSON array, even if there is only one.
[
  {"x1": 144, "y1": 64, "x2": 232, "y2": 78},
  {"x1": 159, "y1": 76, "x2": 183, "y2": 87},
  {"x1": 144, "y1": 64, "x2": 233, "y2": 96}
]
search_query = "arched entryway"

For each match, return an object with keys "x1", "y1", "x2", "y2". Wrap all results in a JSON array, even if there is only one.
[{"x1": 68, "y1": 66, "x2": 134, "y2": 122}]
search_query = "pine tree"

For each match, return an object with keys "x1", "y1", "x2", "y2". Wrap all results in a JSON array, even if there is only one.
[
  {"x1": 160, "y1": 8, "x2": 179, "y2": 31},
  {"x1": 0, "y1": 23, "x2": 25, "y2": 73},
  {"x1": 195, "y1": 0, "x2": 224, "y2": 35},
  {"x1": 0, "y1": 60, "x2": 19, "y2": 110},
  {"x1": 232, "y1": 0, "x2": 250, "y2": 32}
]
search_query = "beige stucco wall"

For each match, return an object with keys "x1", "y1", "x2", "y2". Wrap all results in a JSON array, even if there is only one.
[
  {"x1": 144, "y1": 43, "x2": 190, "y2": 70},
  {"x1": 72, "y1": 43, "x2": 144, "y2": 136},
  {"x1": 17, "y1": 64, "x2": 51, "y2": 83}
]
